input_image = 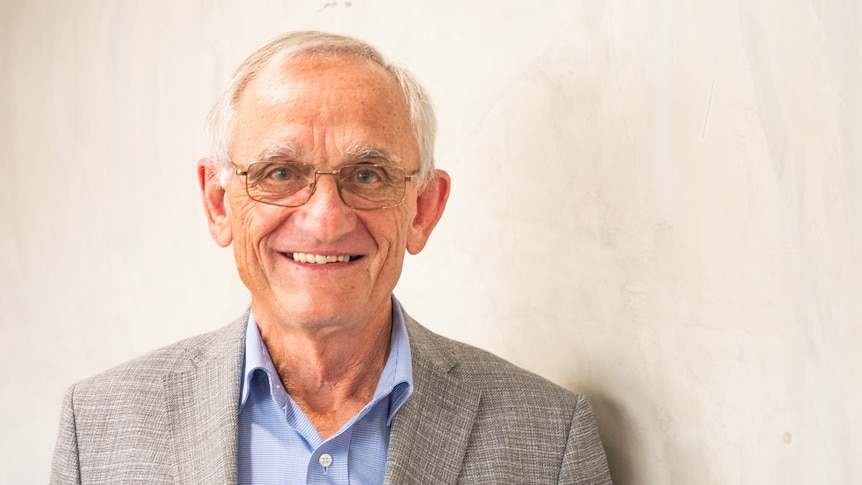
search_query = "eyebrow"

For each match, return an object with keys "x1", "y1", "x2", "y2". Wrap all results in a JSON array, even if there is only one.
[
  {"x1": 254, "y1": 142, "x2": 402, "y2": 165},
  {"x1": 344, "y1": 142, "x2": 402, "y2": 165},
  {"x1": 257, "y1": 143, "x2": 305, "y2": 163}
]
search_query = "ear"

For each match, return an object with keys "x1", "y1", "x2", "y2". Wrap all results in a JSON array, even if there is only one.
[
  {"x1": 197, "y1": 158, "x2": 233, "y2": 247},
  {"x1": 406, "y1": 169, "x2": 450, "y2": 254}
]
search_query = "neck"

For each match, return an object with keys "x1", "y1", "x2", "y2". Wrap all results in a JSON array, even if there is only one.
[{"x1": 254, "y1": 307, "x2": 393, "y2": 439}]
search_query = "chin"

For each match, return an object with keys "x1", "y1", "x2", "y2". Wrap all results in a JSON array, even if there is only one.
[{"x1": 279, "y1": 292, "x2": 363, "y2": 325}]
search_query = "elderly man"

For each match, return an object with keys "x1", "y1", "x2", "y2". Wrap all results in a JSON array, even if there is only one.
[{"x1": 51, "y1": 31, "x2": 611, "y2": 484}]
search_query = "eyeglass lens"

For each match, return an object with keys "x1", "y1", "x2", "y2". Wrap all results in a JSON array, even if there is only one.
[{"x1": 244, "y1": 162, "x2": 408, "y2": 209}]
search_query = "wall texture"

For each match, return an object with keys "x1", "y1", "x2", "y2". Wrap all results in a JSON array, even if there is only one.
[{"x1": 1, "y1": 1, "x2": 859, "y2": 483}]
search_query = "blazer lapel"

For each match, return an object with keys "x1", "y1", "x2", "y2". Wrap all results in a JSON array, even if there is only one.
[
  {"x1": 384, "y1": 317, "x2": 481, "y2": 484},
  {"x1": 162, "y1": 316, "x2": 247, "y2": 483},
  {"x1": 155, "y1": 311, "x2": 478, "y2": 483}
]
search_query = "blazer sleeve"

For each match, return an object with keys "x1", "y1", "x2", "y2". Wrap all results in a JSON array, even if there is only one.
[
  {"x1": 558, "y1": 394, "x2": 613, "y2": 484},
  {"x1": 50, "y1": 385, "x2": 82, "y2": 485}
]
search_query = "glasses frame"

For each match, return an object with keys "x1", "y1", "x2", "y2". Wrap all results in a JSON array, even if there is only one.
[{"x1": 232, "y1": 161, "x2": 418, "y2": 211}]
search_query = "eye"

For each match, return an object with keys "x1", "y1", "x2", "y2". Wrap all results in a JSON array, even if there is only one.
[
  {"x1": 268, "y1": 165, "x2": 295, "y2": 181},
  {"x1": 246, "y1": 163, "x2": 311, "y2": 190},
  {"x1": 344, "y1": 165, "x2": 389, "y2": 186},
  {"x1": 354, "y1": 167, "x2": 382, "y2": 184},
  {"x1": 251, "y1": 163, "x2": 308, "y2": 183}
]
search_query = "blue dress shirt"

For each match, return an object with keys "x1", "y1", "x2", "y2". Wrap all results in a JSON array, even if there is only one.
[{"x1": 237, "y1": 298, "x2": 414, "y2": 484}]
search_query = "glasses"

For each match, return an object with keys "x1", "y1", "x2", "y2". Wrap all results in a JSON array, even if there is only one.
[{"x1": 233, "y1": 161, "x2": 417, "y2": 210}]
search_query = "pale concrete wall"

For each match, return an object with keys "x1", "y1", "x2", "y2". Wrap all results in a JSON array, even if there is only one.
[{"x1": 1, "y1": 1, "x2": 859, "y2": 483}]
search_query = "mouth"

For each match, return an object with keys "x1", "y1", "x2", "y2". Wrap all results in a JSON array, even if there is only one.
[{"x1": 287, "y1": 252, "x2": 361, "y2": 265}]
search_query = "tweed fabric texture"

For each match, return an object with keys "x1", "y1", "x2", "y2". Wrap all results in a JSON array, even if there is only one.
[{"x1": 51, "y1": 310, "x2": 611, "y2": 484}]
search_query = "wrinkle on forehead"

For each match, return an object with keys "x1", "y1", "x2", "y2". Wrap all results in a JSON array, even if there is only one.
[
  {"x1": 231, "y1": 52, "x2": 418, "y2": 168},
  {"x1": 254, "y1": 140, "x2": 402, "y2": 167}
]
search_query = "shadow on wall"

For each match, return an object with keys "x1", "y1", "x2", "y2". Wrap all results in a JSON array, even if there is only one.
[{"x1": 583, "y1": 390, "x2": 634, "y2": 485}]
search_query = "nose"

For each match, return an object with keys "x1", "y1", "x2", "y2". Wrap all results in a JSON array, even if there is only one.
[{"x1": 293, "y1": 172, "x2": 356, "y2": 242}]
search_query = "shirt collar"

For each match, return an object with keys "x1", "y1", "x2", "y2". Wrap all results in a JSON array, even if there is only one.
[
  {"x1": 239, "y1": 296, "x2": 414, "y2": 425},
  {"x1": 376, "y1": 296, "x2": 414, "y2": 424}
]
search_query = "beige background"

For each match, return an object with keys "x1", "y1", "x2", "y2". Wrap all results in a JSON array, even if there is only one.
[{"x1": 2, "y1": 0, "x2": 860, "y2": 483}]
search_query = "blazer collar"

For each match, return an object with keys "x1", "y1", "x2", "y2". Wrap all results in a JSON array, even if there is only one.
[
  {"x1": 157, "y1": 310, "x2": 480, "y2": 483},
  {"x1": 384, "y1": 314, "x2": 481, "y2": 483},
  {"x1": 161, "y1": 312, "x2": 248, "y2": 483}
]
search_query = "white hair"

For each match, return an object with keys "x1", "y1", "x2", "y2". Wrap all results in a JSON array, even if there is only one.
[{"x1": 206, "y1": 31, "x2": 437, "y2": 188}]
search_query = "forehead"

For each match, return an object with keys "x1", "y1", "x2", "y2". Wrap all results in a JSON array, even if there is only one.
[{"x1": 231, "y1": 53, "x2": 416, "y2": 163}]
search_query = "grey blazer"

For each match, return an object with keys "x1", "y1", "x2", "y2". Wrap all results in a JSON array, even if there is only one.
[{"x1": 51, "y1": 311, "x2": 611, "y2": 484}]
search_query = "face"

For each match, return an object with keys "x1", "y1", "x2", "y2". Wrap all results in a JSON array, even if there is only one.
[{"x1": 199, "y1": 54, "x2": 449, "y2": 333}]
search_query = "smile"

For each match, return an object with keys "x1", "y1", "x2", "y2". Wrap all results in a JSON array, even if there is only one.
[{"x1": 290, "y1": 252, "x2": 357, "y2": 264}]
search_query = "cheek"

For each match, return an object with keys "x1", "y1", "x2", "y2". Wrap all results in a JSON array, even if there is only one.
[
  {"x1": 228, "y1": 196, "x2": 282, "y2": 249},
  {"x1": 228, "y1": 199, "x2": 290, "y2": 287},
  {"x1": 368, "y1": 208, "x2": 413, "y2": 261}
]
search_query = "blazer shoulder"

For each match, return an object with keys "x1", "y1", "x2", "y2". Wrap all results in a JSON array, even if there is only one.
[
  {"x1": 395, "y1": 313, "x2": 611, "y2": 483},
  {"x1": 53, "y1": 314, "x2": 248, "y2": 484},
  {"x1": 404, "y1": 314, "x2": 582, "y2": 409},
  {"x1": 71, "y1": 314, "x2": 248, "y2": 397}
]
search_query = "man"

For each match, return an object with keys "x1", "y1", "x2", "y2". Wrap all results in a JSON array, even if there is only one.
[{"x1": 51, "y1": 31, "x2": 612, "y2": 484}]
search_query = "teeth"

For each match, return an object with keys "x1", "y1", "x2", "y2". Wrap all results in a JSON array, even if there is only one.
[{"x1": 292, "y1": 252, "x2": 352, "y2": 264}]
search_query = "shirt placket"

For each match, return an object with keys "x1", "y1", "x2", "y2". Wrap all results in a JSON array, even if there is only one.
[{"x1": 305, "y1": 430, "x2": 351, "y2": 484}]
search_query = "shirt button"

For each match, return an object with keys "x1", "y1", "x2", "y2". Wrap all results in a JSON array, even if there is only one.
[{"x1": 319, "y1": 453, "x2": 333, "y2": 468}]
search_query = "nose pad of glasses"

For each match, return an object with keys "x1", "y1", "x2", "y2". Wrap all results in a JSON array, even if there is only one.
[{"x1": 305, "y1": 175, "x2": 342, "y2": 206}]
